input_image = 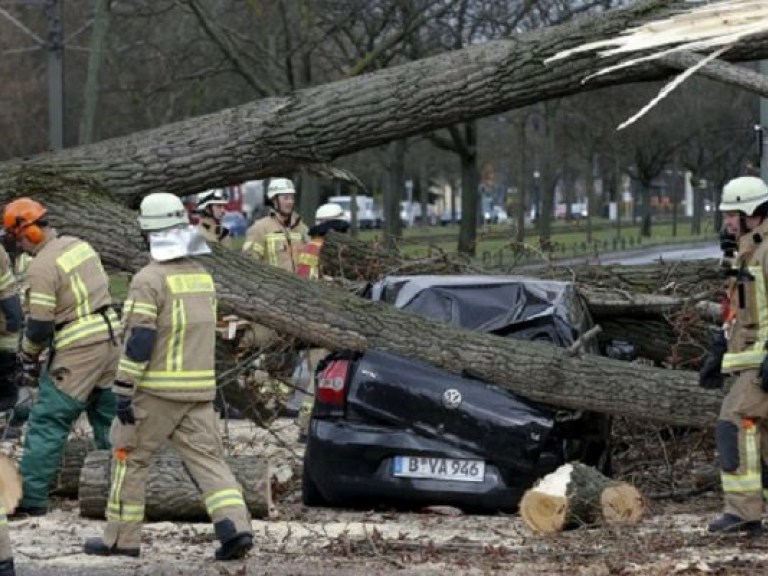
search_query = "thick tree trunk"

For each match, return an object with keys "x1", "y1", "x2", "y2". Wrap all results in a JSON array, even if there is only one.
[
  {"x1": 3, "y1": 2, "x2": 768, "y2": 203},
  {"x1": 53, "y1": 438, "x2": 97, "y2": 498},
  {"x1": 79, "y1": 449, "x2": 272, "y2": 521},
  {"x1": 520, "y1": 462, "x2": 644, "y2": 533}
]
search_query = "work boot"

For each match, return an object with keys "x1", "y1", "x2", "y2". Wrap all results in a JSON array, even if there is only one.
[
  {"x1": 83, "y1": 537, "x2": 140, "y2": 558},
  {"x1": 9, "y1": 505, "x2": 47, "y2": 520},
  {"x1": 707, "y1": 513, "x2": 764, "y2": 536},
  {"x1": 0, "y1": 558, "x2": 14, "y2": 576},
  {"x1": 215, "y1": 533, "x2": 253, "y2": 561}
]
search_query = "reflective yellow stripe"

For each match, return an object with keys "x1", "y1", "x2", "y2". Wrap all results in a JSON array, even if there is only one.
[
  {"x1": 297, "y1": 253, "x2": 318, "y2": 266},
  {"x1": 723, "y1": 265, "x2": 768, "y2": 372},
  {"x1": 54, "y1": 309, "x2": 118, "y2": 349},
  {"x1": 118, "y1": 357, "x2": 146, "y2": 377},
  {"x1": 71, "y1": 273, "x2": 90, "y2": 318},
  {"x1": 108, "y1": 457, "x2": 128, "y2": 519},
  {"x1": 123, "y1": 299, "x2": 157, "y2": 319},
  {"x1": 0, "y1": 334, "x2": 17, "y2": 352},
  {"x1": 165, "y1": 274, "x2": 215, "y2": 295},
  {"x1": 138, "y1": 370, "x2": 215, "y2": 390},
  {"x1": 29, "y1": 292, "x2": 56, "y2": 308},
  {"x1": 0, "y1": 270, "x2": 13, "y2": 291},
  {"x1": 165, "y1": 299, "x2": 185, "y2": 372},
  {"x1": 106, "y1": 501, "x2": 144, "y2": 523},
  {"x1": 265, "y1": 235, "x2": 282, "y2": 267},
  {"x1": 205, "y1": 488, "x2": 245, "y2": 514},
  {"x1": 243, "y1": 240, "x2": 263, "y2": 256},
  {"x1": 722, "y1": 426, "x2": 762, "y2": 492},
  {"x1": 56, "y1": 242, "x2": 96, "y2": 273}
]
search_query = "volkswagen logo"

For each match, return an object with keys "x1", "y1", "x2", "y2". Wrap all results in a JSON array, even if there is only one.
[{"x1": 442, "y1": 388, "x2": 462, "y2": 409}]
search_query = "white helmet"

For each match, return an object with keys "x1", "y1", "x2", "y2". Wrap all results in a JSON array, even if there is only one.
[
  {"x1": 315, "y1": 203, "x2": 344, "y2": 222},
  {"x1": 719, "y1": 176, "x2": 768, "y2": 215},
  {"x1": 266, "y1": 178, "x2": 296, "y2": 200},
  {"x1": 196, "y1": 189, "x2": 227, "y2": 212},
  {"x1": 138, "y1": 192, "x2": 189, "y2": 231}
]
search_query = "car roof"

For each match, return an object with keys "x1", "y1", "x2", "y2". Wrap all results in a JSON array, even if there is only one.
[{"x1": 370, "y1": 275, "x2": 586, "y2": 343}]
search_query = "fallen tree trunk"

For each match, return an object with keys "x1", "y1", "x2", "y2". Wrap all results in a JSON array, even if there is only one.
[
  {"x1": 53, "y1": 438, "x2": 96, "y2": 498},
  {"x1": 520, "y1": 462, "x2": 644, "y2": 533},
  {"x1": 2, "y1": 2, "x2": 768, "y2": 203},
  {"x1": 12, "y1": 189, "x2": 720, "y2": 428},
  {"x1": 79, "y1": 449, "x2": 273, "y2": 521}
]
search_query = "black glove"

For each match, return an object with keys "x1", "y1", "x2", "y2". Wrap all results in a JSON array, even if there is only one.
[
  {"x1": 699, "y1": 330, "x2": 727, "y2": 389},
  {"x1": 720, "y1": 230, "x2": 738, "y2": 257},
  {"x1": 115, "y1": 394, "x2": 135, "y2": 425},
  {"x1": 760, "y1": 356, "x2": 768, "y2": 393},
  {"x1": 16, "y1": 351, "x2": 40, "y2": 386}
]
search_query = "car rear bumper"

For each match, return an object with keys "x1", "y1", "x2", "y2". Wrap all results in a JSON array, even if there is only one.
[{"x1": 305, "y1": 419, "x2": 538, "y2": 512}]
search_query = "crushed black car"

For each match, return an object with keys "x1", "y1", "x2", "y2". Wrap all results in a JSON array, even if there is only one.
[{"x1": 302, "y1": 275, "x2": 633, "y2": 513}]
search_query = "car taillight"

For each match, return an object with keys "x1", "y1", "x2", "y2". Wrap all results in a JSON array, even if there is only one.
[{"x1": 316, "y1": 359, "x2": 350, "y2": 407}]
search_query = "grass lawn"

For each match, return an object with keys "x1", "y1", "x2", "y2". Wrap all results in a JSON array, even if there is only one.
[{"x1": 109, "y1": 217, "x2": 716, "y2": 299}]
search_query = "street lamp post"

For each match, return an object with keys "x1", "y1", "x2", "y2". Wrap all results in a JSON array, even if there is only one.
[{"x1": 532, "y1": 170, "x2": 541, "y2": 222}]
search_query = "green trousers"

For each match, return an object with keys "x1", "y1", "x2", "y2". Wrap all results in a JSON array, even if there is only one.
[{"x1": 19, "y1": 371, "x2": 115, "y2": 508}]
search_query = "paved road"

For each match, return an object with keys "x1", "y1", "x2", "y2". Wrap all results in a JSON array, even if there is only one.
[{"x1": 550, "y1": 240, "x2": 720, "y2": 267}]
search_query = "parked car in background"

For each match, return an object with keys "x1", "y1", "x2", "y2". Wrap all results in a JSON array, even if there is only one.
[
  {"x1": 440, "y1": 208, "x2": 462, "y2": 226},
  {"x1": 484, "y1": 206, "x2": 509, "y2": 225},
  {"x1": 555, "y1": 203, "x2": 588, "y2": 220},
  {"x1": 221, "y1": 211, "x2": 248, "y2": 237},
  {"x1": 329, "y1": 195, "x2": 382, "y2": 229},
  {"x1": 303, "y1": 275, "x2": 631, "y2": 513}
]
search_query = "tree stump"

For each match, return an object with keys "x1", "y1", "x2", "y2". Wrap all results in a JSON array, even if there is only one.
[
  {"x1": 520, "y1": 462, "x2": 644, "y2": 533},
  {"x1": 79, "y1": 449, "x2": 273, "y2": 520}
]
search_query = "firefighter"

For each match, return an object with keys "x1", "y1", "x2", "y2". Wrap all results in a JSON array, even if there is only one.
[
  {"x1": 700, "y1": 176, "x2": 768, "y2": 535},
  {"x1": 84, "y1": 192, "x2": 253, "y2": 560},
  {"x1": 292, "y1": 203, "x2": 350, "y2": 435},
  {"x1": 195, "y1": 189, "x2": 232, "y2": 247},
  {"x1": 3, "y1": 198, "x2": 119, "y2": 517},
  {"x1": 296, "y1": 203, "x2": 350, "y2": 280},
  {"x1": 0, "y1": 239, "x2": 22, "y2": 414},
  {"x1": 242, "y1": 178, "x2": 308, "y2": 272}
]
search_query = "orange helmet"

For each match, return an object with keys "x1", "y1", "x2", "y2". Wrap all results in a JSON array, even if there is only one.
[{"x1": 3, "y1": 198, "x2": 48, "y2": 243}]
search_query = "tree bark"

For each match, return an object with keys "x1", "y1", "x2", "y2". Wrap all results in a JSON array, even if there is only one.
[
  {"x1": 78, "y1": 449, "x2": 273, "y2": 521},
  {"x1": 23, "y1": 190, "x2": 723, "y2": 429},
  {"x1": 53, "y1": 438, "x2": 97, "y2": 498},
  {"x1": 3, "y1": 1, "x2": 768, "y2": 203}
]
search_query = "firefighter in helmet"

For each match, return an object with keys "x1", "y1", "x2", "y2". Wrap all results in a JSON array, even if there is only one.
[
  {"x1": 3, "y1": 198, "x2": 119, "y2": 517},
  {"x1": 195, "y1": 190, "x2": 232, "y2": 247},
  {"x1": 84, "y1": 192, "x2": 253, "y2": 560},
  {"x1": 700, "y1": 176, "x2": 768, "y2": 535},
  {"x1": 296, "y1": 203, "x2": 350, "y2": 280},
  {"x1": 242, "y1": 178, "x2": 308, "y2": 272}
]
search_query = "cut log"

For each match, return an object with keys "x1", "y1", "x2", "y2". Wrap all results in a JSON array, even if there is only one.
[
  {"x1": 0, "y1": 455, "x2": 21, "y2": 514},
  {"x1": 520, "y1": 462, "x2": 644, "y2": 533},
  {"x1": 79, "y1": 449, "x2": 273, "y2": 520},
  {"x1": 53, "y1": 437, "x2": 97, "y2": 498}
]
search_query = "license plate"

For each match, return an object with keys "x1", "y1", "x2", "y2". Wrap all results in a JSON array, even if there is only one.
[{"x1": 392, "y1": 456, "x2": 485, "y2": 482}]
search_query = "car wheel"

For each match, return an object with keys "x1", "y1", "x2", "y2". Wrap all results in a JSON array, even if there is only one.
[{"x1": 301, "y1": 463, "x2": 327, "y2": 507}]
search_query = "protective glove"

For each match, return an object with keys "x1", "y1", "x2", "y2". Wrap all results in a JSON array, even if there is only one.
[
  {"x1": 699, "y1": 329, "x2": 727, "y2": 389},
  {"x1": 760, "y1": 355, "x2": 768, "y2": 393},
  {"x1": 115, "y1": 394, "x2": 136, "y2": 425},
  {"x1": 720, "y1": 230, "x2": 738, "y2": 257},
  {"x1": 16, "y1": 350, "x2": 40, "y2": 386}
]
